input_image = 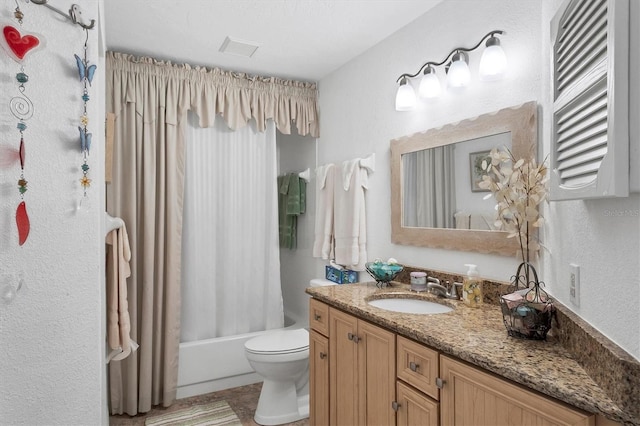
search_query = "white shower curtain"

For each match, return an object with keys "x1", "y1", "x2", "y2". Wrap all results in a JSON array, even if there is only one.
[{"x1": 180, "y1": 113, "x2": 284, "y2": 342}]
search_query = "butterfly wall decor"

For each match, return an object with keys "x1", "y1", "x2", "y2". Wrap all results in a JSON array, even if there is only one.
[
  {"x1": 74, "y1": 53, "x2": 96, "y2": 85},
  {"x1": 78, "y1": 126, "x2": 92, "y2": 154}
]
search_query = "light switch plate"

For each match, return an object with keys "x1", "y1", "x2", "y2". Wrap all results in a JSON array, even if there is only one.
[{"x1": 569, "y1": 263, "x2": 580, "y2": 307}]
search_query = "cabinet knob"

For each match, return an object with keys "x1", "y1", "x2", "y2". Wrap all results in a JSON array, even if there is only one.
[
  {"x1": 391, "y1": 401, "x2": 401, "y2": 412},
  {"x1": 319, "y1": 352, "x2": 327, "y2": 359},
  {"x1": 409, "y1": 361, "x2": 419, "y2": 372},
  {"x1": 347, "y1": 332, "x2": 360, "y2": 343},
  {"x1": 436, "y1": 377, "x2": 446, "y2": 389},
  {"x1": 314, "y1": 313, "x2": 321, "y2": 321}
]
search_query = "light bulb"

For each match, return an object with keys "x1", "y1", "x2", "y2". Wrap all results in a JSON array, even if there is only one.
[
  {"x1": 418, "y1": 66, "x2": 441, "y2": 99},
  {"x1": 447, "y1": 52, "x2": 470, "y2": 89},
  {"x1": 479, "y1": 35, "x2": 507, "y2": 80},
  {"x1": 395, "y1": 77, "x2": 417, "y2": 111}
]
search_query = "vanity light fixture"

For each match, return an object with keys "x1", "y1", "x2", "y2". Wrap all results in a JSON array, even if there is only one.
[
  {"x1": 479, "y1": 33, "x2": 508, "y2": 80},
  {"x1": 418, "y1": 65, "x2": 441, "y2": 98},
  {"x1": 395, "y1": 76, "x2": 417, "y2": 111},
  {"x1": 395, "y1": 30, "x2": 506, "y2": 111},
  {"x1": 447, "y1": 51, "x2": 470, "y2": 88}
]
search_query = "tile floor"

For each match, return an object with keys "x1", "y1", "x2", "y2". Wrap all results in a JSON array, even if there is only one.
[{"x1": 109, "y1": 383, "x2": 309, "y2": 426}]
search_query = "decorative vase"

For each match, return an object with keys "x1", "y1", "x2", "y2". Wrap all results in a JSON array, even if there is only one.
[{"x1": 500, "y1": 262, "x2": 555, "y2": 340}]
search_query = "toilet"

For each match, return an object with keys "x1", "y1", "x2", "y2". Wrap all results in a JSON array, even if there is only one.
[{"x1": 244, "y1": 278, "x2": 336, "y2": 425}]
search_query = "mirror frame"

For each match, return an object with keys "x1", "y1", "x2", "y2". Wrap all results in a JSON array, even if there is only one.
[{"x1": 390, "y1": 102, "x2": 538, "y2": 256}]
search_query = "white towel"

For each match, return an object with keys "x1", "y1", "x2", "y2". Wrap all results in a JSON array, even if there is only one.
[
  {"x1": 313, "y1": 164, "x2": 335, "y2": 259},
  {"x1": 455, "y1": 212, "x2": 470, "y2": 229},
  {"x1": 470, "y1": 214, "x2": 495, "y2": 230},
  {"x1": 106, "y1": 224, "x2": 135, "y2": 362},
  {"x1": 334, "y1": 159, "x2": 369, "y2": 270}
]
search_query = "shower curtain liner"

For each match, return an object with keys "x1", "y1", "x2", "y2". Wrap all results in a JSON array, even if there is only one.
[
  {"x1": 403, "y1": 145, "x2": 456, "y2": 228},
  {"x1": 106, "y1": 51, "x2": 318, "y2": 416},
  {"x1": 181, "y1": 114, "x2": 284, "y2": 342}
]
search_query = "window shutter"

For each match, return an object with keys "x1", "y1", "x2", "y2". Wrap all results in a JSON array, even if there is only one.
[{"x1": 550, "y1": 0, "x2": 629, "y2": 200}]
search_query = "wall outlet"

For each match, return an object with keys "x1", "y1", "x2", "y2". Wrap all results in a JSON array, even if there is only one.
[{"x1": 569, "y1": 264, "x2": 580, "y2": 307}]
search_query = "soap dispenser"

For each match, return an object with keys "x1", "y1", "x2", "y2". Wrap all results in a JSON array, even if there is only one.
[{"x1": 462, "y1": 264, "x2": 482, "y2": 308}]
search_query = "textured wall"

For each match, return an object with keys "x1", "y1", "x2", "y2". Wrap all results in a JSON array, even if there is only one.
[
  {"x1": 0, "y1": 0, "x2": 105, "y2": 424},
  {"x1": 312, "y1": 0, "x2": 639, "y2": 360}
]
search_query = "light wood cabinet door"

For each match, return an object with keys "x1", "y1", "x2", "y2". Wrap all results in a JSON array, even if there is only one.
[
  {"x1": 309, "y1": 330, "x2": 330, "y2": 426},
  {"x1": 329, "y1": 308, "x2": 359, "y2": 426},
  {"x1": 440, "y1": 355, "x2": 595, "y2": 426},
  {"x1": 397, "y1": 380, "x2": 439, "y2": 426},
  {"x1": 329, "y1": 307, "x2": 396, "y2": 426},
  {"x1": 358, "y1": 320, "x2": 396, "y2": 426}
]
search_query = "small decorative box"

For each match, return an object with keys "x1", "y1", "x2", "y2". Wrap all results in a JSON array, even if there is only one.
[
  {"x1": 325, "y1": 265, "x2": 359, "y2": 284},
  {"x1": 410, "y1": 271, "x2": 428, "y2": 292}
]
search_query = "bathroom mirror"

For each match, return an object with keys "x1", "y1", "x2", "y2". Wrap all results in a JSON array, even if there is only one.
[{"x1": 390, "y1": 102, "x2": 537, "y2": 256}]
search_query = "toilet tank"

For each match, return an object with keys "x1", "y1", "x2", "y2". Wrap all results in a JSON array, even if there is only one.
[{"x1": 309, "y1": 278, "x2": 337, "y2": 288}]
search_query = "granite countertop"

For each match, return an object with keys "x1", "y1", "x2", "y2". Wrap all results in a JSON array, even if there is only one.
[{"x1": 306, "y1": 282, "x2": 637, "y2": 425}]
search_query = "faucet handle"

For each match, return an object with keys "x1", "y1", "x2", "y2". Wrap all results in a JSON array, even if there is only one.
[
  {"x1": 427, "y1": 276, "x2": 440, "y2": 285},
  {"x1": 446, "y1": 281, "x2": 463, "y2": 300}
]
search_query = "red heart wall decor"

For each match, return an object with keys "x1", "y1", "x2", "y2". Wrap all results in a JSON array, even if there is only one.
[{"x1": 2, "y1": 25, "x2": 40, "y2": 61}]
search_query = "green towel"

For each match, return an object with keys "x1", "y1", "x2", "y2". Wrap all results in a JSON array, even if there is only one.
[
  {"x1": 299, "y1": 179, "x2": 306, "y2": 214},
  {"x1": 286, "y1": 173, "x2": 307, "y2": 215},
  {"x1": 278, "y1": 173, "x2": 307, "y2": 249},
  {"x1": 278, "y1": 176, "x2": 292, "y2": 248}
]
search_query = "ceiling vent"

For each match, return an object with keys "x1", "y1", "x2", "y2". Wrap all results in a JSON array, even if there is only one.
[{"x1": 219, "y1": 36, "x2": 259, "y2": 58}]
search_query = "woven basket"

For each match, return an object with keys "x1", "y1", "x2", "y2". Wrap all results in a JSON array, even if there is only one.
[{"x1": 500, "y1": 262, "x2": 554, "y2": 340}]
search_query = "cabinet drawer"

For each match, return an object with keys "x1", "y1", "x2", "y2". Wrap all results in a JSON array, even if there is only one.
[
  {"x1": 310, "y1": 298, "x2": 330, "y2": 336},
  {"x1": 397, "y1": 335, "x2": 439, "y2": 400}
]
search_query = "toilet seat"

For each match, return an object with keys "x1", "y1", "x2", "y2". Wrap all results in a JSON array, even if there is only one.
[{"x1": 245, "y1": 329, "x2": 309, "y2": 355}]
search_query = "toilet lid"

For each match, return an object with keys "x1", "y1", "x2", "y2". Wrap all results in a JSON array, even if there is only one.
[{"x1": 245, "y1": 328, "x2": 309, "y2": 354}]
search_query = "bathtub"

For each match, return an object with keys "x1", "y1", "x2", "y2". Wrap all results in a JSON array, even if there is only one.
[{"x1": 176, "y1": 314, "x2": 304, "y2": 399}]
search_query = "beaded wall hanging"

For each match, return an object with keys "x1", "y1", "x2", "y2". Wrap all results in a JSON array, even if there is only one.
[
  {"x1": 0, "y1": 2, "x2": 44, "y2": 246},
  {"x1": 75, "y1": 28, "x2": 96, "y2": 205},
  {"x1": 30, "y1": 1, "x2": 96, "y2": 210}
]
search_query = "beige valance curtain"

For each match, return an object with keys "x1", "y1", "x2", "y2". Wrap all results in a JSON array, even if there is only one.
[
  {"x1": 106, "y1": 51, "x2": 319, "y2": 416},
  {"x1": 107, "y1": 51, "x2": 319, "y2": 137}
]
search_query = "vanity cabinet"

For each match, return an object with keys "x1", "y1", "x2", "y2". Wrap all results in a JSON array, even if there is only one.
[
  {"x1": 329, "y1": 306, "x2": 396, "y2": 426},
  {"x1": 440, "y1": 355, "x2": 595, "y2": 425},
  {"x1": 310, "y1": 299, "x2": 600, "y2": 426}
]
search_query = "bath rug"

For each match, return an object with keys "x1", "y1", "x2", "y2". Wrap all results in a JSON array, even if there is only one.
[{"x1": 144, "y1": 400, "x2": 242, "y2": 426}]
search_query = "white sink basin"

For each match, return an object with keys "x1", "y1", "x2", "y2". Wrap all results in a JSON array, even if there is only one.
[{"x1": 368, "y1": 298, "x2": 453, "y2": 314}]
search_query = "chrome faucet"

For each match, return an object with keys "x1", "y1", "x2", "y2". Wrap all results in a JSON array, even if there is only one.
[{"x1": 427, "y1": 278, "x2": 461, "y2": 300}]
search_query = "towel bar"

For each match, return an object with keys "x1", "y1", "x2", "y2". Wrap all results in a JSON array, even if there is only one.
[{"x1": 105, "y1": 212, "x2": 124, "y2": 235}]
